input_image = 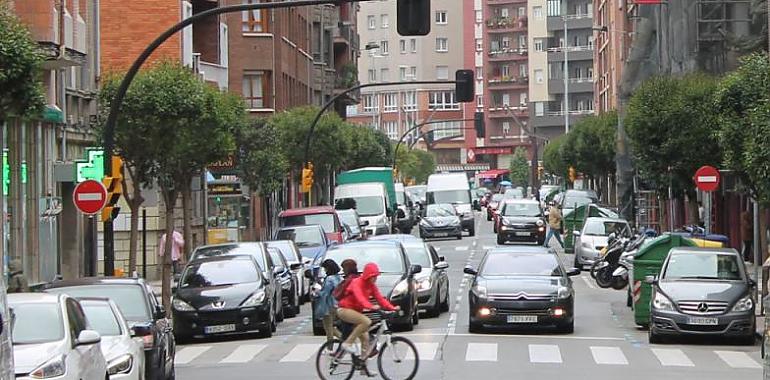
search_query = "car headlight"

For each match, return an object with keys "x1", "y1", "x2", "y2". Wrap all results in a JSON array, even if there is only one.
[
  {"x1": 417, "y1": 278, "x2": 432, "y2": 291},
  {"x1": 241, "y1": 290, "x2": 267, "y2": 307},
  {"x1": 449, "y1": 218, "x2": 461, "y2": 226},
  {"x1": 420, "y1": 219, "x2": 430, "y2": 227},
  {"x1": 652, "y1": 292, "x2": 674, "y2": 311},
  {"x1": 536, "y1": 219, "x2": 545, "y2": 227},
  {"x1": 557, "y1": 286, "x2": 572, "y2": 299},
  {"x1": 502, "y1": 218, "x2": 512, "y2": 226},
  {"x1": 172, "y1": 298, "x2": 195, "y2": 311},
  {"x1": 29, "y1": 354, "x2": 66, "y2": 379},
  {"x1": 733, "y1": 295, "x2": 754, "y2": 312},
  {"x1": 391, "y1": 280, "x2": 409, "y2": 298},
  {"x1": 107, "y1": 354, "x2": 133, "y2": 375},
  {"x1": 471, "y1": 284, "x2": 487, "y2": 299}
]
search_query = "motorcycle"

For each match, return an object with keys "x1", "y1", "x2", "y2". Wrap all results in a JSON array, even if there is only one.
[
  {"x1": 609, "y1": 233, "x2": 648, "y2": 290},
  {"x1": 593, "y1": 235, "x2": 628, "y2": 288}
]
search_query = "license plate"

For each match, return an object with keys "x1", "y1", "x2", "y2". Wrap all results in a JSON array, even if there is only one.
[
  {"x1": 507, "y1": 315, "x2": 538, "y2": 323},
  {"x1": 204, "y1": 324, "x2": 236, "y2": 334},
  {"x1": 515, "y1": 232, "x2": 530, "y2": 237},
  {"x1": 434, "y1": 232, "x2": 448, "y2": 237},
  {"x1": 687, "y1": 317, "x2": 718, "y2": 326}
]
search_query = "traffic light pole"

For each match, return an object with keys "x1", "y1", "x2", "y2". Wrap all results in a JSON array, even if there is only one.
[{"x1": 392, "y1": 118, "x2": 474, "y2": 168}]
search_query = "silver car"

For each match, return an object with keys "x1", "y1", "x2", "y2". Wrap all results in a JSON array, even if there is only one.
[
  {"x1": 573, "y1": 217, "x2": 630, "y2": 268},
  {"x1": 400, "y1": 240, "x2": 450, "y2": 317}
]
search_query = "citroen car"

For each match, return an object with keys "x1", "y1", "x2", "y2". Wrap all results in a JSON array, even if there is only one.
[
  {"x1": 647, "y1": 247, "x2": 756, "y2": 344},
  {"x1": 495, "y1": 199, "x2": 546, "y2": 245},
  {"x1": 419, "y1": 203, "x2": 463, "y2": 240},
  {"x1": 464, "y1": 246, "x2": 580, "y2": 333}
]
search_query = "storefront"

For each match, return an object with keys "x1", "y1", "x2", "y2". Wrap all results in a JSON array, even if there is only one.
[{"x1": 206, "y1": 157, "x2": 250, "y2": 244}]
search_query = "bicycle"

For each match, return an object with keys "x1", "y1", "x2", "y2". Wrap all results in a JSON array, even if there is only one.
[{"x1": 315, "y1": 310, "x2": 419, "y2": 380}]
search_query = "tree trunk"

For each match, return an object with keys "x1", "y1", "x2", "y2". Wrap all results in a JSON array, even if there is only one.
[
  {"x1": 161, "y1": 189, "x2": 178, "y2": 317},
  {"x1": 123, "y1": 167, "x2": 144, "y2": 276},
  {"x1": 687, "y1": 192, "x2": 700, "y2": 226},
  {"x1": 181, "y1": 179, "x2": 193, "y2": 264}
]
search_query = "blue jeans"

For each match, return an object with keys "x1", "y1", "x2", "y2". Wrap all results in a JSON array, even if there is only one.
[{"x1": 545, "y1": 227, "x2": 564, "y2": 247}]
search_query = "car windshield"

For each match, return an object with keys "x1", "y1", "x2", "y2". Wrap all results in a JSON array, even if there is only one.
[
  {"x1": 180, "y1": 259, "x2": 261, "y2": 288},
  {"x1": 406, "y1": 187, "x2": 426, "y2": 200},
  {"x1": 428, "y1": 190, "x2": 470, "y2": 204},
  {"x1": 663, "y1": 252, "x2": 743, "y2": 281},
  {"x1": 267, "y1": 242, "x2": 298, "y2": 263},
  {"x1": 268, "y1": 248, "x2": 287, "y2": 267},
  {"x1": 563, "y1": 195, "x2": 597, "y2": 209},
  {"x1": 426, "y1": 204, "x2": 456, "y2": 217},
  {"x1": 282, "y1": 213, "x2": 337, "y2": 232},
  {"x1": 192, "y1": 244, "x2": 264, "y2": 268},
  {"x1": 481, "y1": 252, "x2": 563, "y2": 276},
  {"x1": 276, "y1": 227, "x2": 324, "y2": 248},
  {"x1": 80, "y1": 301, "x2": 122, "y2": 336},
  {"x1": 402, "y1": 243, "x2": 432, "y2": 268},
  {"x1": 503, "y1": 203, "x2": 541, "y2": 217},
  {"x1": 503, "y1": 189, "x2": 524, "y2": 200},
  {"x1": 491, "y1": 194, "x2": 504, "y2": 202},
  {"x1": 583, "y1": 221, "x2": 629, "y2": 236},
  {"x1": 11, "y1": 303, "x2": 64, "y2": 344},
  {"x1": 396, "y1": 191, "x2": 406, "y2": 205},
  {"x1": 337, "y1": 211, "x2": 358, "y2": 227},
  {"x1": 46, "y1": 285, "x2": 151, "y2": 321},
  {"x1": 335, "y1": 196, "x2": 385, "y2": 217},
  {"x1": 325, "y1": 246, "x2": 405, "y2": 274}
]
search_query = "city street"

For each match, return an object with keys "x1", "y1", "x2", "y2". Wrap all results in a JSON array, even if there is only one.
[{"x1": 173, "y1": 213, "x2": 762, "y2": 379}]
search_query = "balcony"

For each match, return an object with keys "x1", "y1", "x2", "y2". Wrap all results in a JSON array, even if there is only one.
[
  {"x1": 487, "y1": 0, "x2": 527, "y2": 4},
  {"x1": 488, "y1": 105, "x2": 528, "y2": 119},
  {"x1": 488, "y1": 76, "x2": 529, "y2": 90},
  {"x1": 547, "y1": 77, "x2": 594, "y2": 94},
  {"x1": 334, "y1": 63, "x2": 360, "y2": 104},
  {"x1": 199, "y1": 60, "x2": 229, "y2": 90},
  {"x1": 488, "y1": 47, "x2": 528, "y2": 62},
  {"x1": 334, "y1": 24, "x2": 358, "y2": 51},
  {"x1": 547, "y1": 45, "x2": 594, "y2": 62},
  {"x1": 486, "y1": 16, "x2": 527, "y2": 33},
  {"x1": 530, "y1": 109, "x2": 595, "y2": 128},
  {"x1": 547, "y1": 14, "x2": 593, "y2": 32}
]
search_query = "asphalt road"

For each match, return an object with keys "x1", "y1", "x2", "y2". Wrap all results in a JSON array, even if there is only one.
[{"x1": 175, "y1": 212, "x2": 761, "y2": 379}]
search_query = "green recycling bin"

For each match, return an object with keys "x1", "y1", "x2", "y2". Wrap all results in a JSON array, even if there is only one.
[
  {"x1": 562, "y1": 204, "x2": 619, "y2": 253},
  {"x1": 632, "y1": 234, "x2": 696, "y2": 327}
]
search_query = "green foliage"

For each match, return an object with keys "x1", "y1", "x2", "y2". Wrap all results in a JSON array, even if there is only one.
[
  {"x1": 543, "y1": 135, "x2": 568, "y2": 176},
  {"x1": 236, "y1": 119, "x2": 288, "y2": 196},
  {"x1": 395, "y1": 146, "x2": 436, "y2": 184},
  {"x1": 0, "y1": 4, "x2": 44, "y2": 120},
  {"x1": 345, "y1": 125, "x2": 391, "y2": 169},
  {"x1": 508, "y1": 147, "x2": 529, "y2": 187},
  {"x1": 626, "y1": 74, "x2": 720, "y2": 196},
  {"x1": 566, "y1": 111, "x2": 617, "y2": 177}
]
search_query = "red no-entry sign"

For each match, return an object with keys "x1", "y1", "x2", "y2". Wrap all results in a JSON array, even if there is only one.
[
  {"x1": 694, "y1": 166, "x2": 720, "y2": 192},
  {"x1": 73, "y1": 179, "x2": 108, "y2": 214}
]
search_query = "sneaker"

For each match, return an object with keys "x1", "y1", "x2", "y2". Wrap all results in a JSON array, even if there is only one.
[{"x1": 341, "y1": 342, "x2": 359, "y2": 355}]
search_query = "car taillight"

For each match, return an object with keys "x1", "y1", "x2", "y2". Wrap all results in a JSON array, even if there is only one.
[{"x1": 142, "y1": 334, "x2": 154, "y2": 349}]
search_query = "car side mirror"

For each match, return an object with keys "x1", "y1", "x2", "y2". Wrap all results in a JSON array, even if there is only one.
[
  {"x1": 304, "y1": 269, "x2": 314, "y2": 280},
  {"x1": 154, "y1": 305, "x2": 166, "y2": 319},
  {"x1": 463, "y1": 266, "x2": 478, "y2": 276},
  {"x1": 360, "y1": 220, "x2": 370, "y2": 227},
  {"x1": 439, "y1": 255, "x2": 445, "y2": 262},
  {"x1": 566, "y1": 268, "x2": 581, "y2": 276},
  {"x1": 434, "y1": 261, "x2": 449, "y2": 270},
  {"x1": 573, "y1": 231, "x2": 581, "y2": 237},
  {"x1": 289, "y1": 263, "x2": 303, "y2": 271},
  {"x1": 748, "y1": 278, "x2": 757, "y2": 288},
  {"x1": 76, "y1": 330, "x2": 101, "y2": 346},
  {"x1": 130, "y1": 323, "x2": 153, "y2": 337},
  {"x1": 644, "y1": 275, "x2": 657, "y2": 285},
  {"x1": 302, "y1": 257, "x2": 312, "y2": 265},
  {"x1": 410, "y1": 264, "x2": 422, "y2": 275},
  {"x1": 408, "y1": 200, "x2": 414, "y2": 208},
  {"x1": 273, "y1": 266, "x2": 285, "y2": 275}
]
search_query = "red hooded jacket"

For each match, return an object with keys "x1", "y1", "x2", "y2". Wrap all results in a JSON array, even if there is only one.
[{"x1": 337, "y1": 263, "x2": 396, "y2": 312}]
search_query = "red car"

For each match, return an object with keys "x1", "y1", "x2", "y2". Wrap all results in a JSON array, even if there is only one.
[
  {"x1": 278, "y1": 206, "x2": 345, "y2": 243},
  {"x1": 486, "y1": 193, "x2": 504, "y2": 222}
]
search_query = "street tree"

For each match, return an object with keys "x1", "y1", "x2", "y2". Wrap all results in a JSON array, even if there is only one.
[
  {"x1": 345, "y1": 125, "x2": 391, "y2": 169},
  {"x1": 0, "y1": 4, "x2": 44, "y2": 122},
  {"x1": 236, "y1": 118, "x2": 289, "y2": 196},
  {"x1": 543, "y1": 136, "x2": 568, "y2": 178},
  {"x1": 508, "y1": 147, "x2": 529, "y2": 188},
  {"x1": 400, "y1": 148, "x2": 436, "y2": 184}
]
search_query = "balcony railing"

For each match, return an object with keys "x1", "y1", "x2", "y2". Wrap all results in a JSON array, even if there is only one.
[
  {"x1": 488, "y1": 47, "x2": 528, "y2": 59},
  {"x1": 544, "y1": 109, "x2": 595, "y2": 117},
  {"x1": 546, "y1": 44, "x2": 594, "y2": 53},
  {"x1": 488, "y1": 76, "x2": 529, "y2": 87},
  {"x1": 486, "y1": 16, "x2": 527, "y2": 31},
  {"x1": 199, "y1": 60, "x2": 229, "y2": 90}
]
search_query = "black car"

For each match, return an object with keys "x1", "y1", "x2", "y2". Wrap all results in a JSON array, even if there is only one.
[
  {"x1": 464, "y1": 246, "x2": 580, "y2": 333},
  {"x1": 189, "y1": 242, "x2": 284, "y2": 323},
  {"x1": 267, "y1": 246, "x2": 302, "y2": 318},
  {"x1": 44, "y1": 278, "x2": 176, "y2": 380},
  {"x1": 172, "y1": 255, "x2": 275, "y2": 340},
  {"x1": 310, "y1": 241, "x2": 422, "y2": 334},
  {"x1": 267, "y1": 240, "x2": 313, "y2": 303},
  {"x1": 496, "y1": 199, "x2": 547, "y2": 245}
]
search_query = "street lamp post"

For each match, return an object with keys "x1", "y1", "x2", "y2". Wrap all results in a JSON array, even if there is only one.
[{"x1": 563, "y1": 14, "x2": 570, "y2": 134}]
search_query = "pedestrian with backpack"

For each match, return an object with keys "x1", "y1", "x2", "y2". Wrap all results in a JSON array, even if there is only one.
[{"x1": 313, "y1": 259, "x2": 343, "y2": 342}]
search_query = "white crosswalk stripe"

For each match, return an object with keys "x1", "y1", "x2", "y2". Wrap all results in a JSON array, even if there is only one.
[
  {"x1": 175, "y1": 346, "x2": 212, "y2": 365},
  {"x1": 529, "y1": 344, "x2": 562, "y2": 364},
  {"x1": 220, "y1": 344, "x2": 267, "y2": 364},
  {"x1": 651, "y1": 348, "x2": 694, "y2": 367},
  {"x1": 280, "y1": 343, "x2": 319, "y2": 362},
  {"x1": 590, "y1": 346, "x2": 628, "y2": 365},
  {"x1": 465, "y1": 343, "x2": 497, "y2": 361},
  {"x1": 714, "y1": 350, "x2": 761, "y2": 369}
]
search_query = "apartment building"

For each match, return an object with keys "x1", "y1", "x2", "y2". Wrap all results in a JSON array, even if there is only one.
[{"x1": 594, "y1": 0, "x2": 635, "y2": 114}]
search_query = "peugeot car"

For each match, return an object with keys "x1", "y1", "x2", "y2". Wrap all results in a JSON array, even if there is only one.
[
  {"x1": 495, "y1": 199, "x2": 546, "y2": 245},
  {"x1": 464, "y1": 246, "x2": 580, "y2": 333},
  {"x1": 647, "y1": 247, "x2": 756, "y2": 344},
  {"x1": 573, "y1": 217, "x2": 630, "y2": 268},
  {"x1": 419, "y1": 203, "x2": 463, "y2": 240}
]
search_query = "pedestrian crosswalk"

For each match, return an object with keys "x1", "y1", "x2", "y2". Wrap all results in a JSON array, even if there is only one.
[{"x1": 174, "y1": 339, "x2": 761, "y2": 371}]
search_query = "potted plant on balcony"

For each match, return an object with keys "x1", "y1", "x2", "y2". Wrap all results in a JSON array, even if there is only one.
[{"x1": 335, "y1": 63, "x2": 358, "y2": 89}]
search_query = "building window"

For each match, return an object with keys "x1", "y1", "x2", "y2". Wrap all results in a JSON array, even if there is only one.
[
  {"x1": 587, "y1": 67, "x2": 594, "y2": 79},
  {"x1": 381, "y1": 14, "x2": 389, "y2": 28},
  {"x1": 502, "y1": 37, "x2": 511, "y2": 48},
  {"x1": 433, "y1": 121, "x2": 463, "y2": 140},
  {"x1": 384, "y1": 93, "x2": 398, "y2": 112},
  {"x1": 368, "y1": 15, "x2": 376, "y2": 29},
  {"x1": 435, "y1": 10, "x2": 447, "y2": 24},
  {"x1": 501, "y1": 65, "x2": 510, "y2": 78},
  {"x1": 363, "y1": 94, "x2": 378, "y2": 113},
  {"x1": 533, "y1": 6, "x2": 544, "y2": 20},
  {"x1": 436, "y1": 65, "x2": 449, "y2": 80},
  {"x1": 242, "y1": 0, "x2": 267, "y2": 33},
  {"x1": 429, "y1": 91, "x2": 459, "y2": 110},
  {"x1": 380, "y1": 40, "x2": 389, "y2": 54},
  {"x1": 400, "y1": 67, "x2": 407, "y2": 81},
  {"x1": 409, "y1": 66, "x2": 417, "y2": 79},
  {"x1": 410, "y1": 38, "x2": 417, "y2": 52},
  {"x1": 519, "y1": 92, "x2": 528, "y2": 106},
  {"x1": 381, "y1": 68, "x2": 389, "y2": 81},
  {"x1": 368, "y1": 69, "x2": 376, "y2": 82},
  {"x1": 535, "y1": 102, "x2": 544, "y2": 116},
  {"x1": 384, "y1": 121, "x2": 398, "y2": 140},
  {"x1": 518, "y1": 35, "x2": 527, "y2": 49},
  {"x1": 475, "y1": 39, "x2": 483, "y2": 52},
  {"x1": 577, "y1": 100, "x2": 586, "y2": 111},
  {"x1": 547, "y1": 0, "x2": 561, "y2": 17},
  {"x1": 518, "y1": 7, "x2": 526, "y2": 17},
  {"x1": 435, "y1": 38, "x2": 448, "y2": 52},
  {"x1": 400, "y1": 39, "x2": 407, "y2": 53},
  {"x1": 403, "y1": 91, "x2": 417, "y2": 110},
  {"x1": 502, "y1": 93, "x2": 510, "y2": 107},
  {"x1": 502, "y1": 121, "x2": 511, "y2": 135},
  {"x1": 476, "y1": 95, "x2": 484, "y2": 108},
  {"x1": 475, "y1": 10, "x2": 483, "y2": 23},
  {"x1": 535, "y1": 69, "x2": 544, "y2": 84},
  {"x1": 476, "y1": 66, "x2": 483, "y2": 80},
  {"x1": 501, "y1": 8, "x2": 509, "y2": 18},
  {"x1": 534, "y1": 38, "x2": 544, "y2": 52},
  {"x1": 519, "y1": 63, "x2": 528, "y2": 77},
  {"x1": 242, "y1": 71, "x2": 266, "y2": 108}
]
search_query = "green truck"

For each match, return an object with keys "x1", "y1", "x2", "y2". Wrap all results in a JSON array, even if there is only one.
[{"x1": 335, "y1": 167, "x2": 397, "y2": 236}]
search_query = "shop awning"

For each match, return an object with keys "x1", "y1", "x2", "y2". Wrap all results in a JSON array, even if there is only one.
[
  {"x1": 477, "y1": 169, "x2": 509, "y2": 179},
  {"x1": 42, "y1": 105, "x2": 63, "y2": 123}
]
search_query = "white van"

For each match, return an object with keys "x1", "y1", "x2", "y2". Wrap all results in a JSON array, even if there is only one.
[
  {"x1": 0, "y1": 272, "x2": 13, "y2": 380},
  {"x1": 426, "y1": 173, "x2": 475, "y2": 236},
  {"x1": 334, "y1": 183, "x2": 392, "y2": 236}
]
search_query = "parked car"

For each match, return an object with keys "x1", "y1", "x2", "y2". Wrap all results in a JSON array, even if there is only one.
[
  {"x1": 275, "y1": 225, "x2": 330, "y2": 264},
  {"x1": 267, "y1": 247, "x2": 302, "y2": 318},
  {"x1": 0, "y1": 272, "x2": 12, "y2": 380},
  {"x1": 646, "y1": 247, "x2": 756, "y2": 345},
  {"x1": 309, "y1": 241, "x2": 422, "y2": 334},
  {"x1": 486, "y1": 193, "x2": 504, "y2": 221},
  {"x1": 419, "y1": 203, "x2": 463, "y2": 240},
  {"x1": 336, "y1": 209, "x2": 367, "y2": 240},
  {"x1": 267, "y1": 240, "x2": 312, "y2": 302},
  {"x1": 278, "y1": 206, "x2": 345, "y2": 243},
  {"x1": 173, "y1": 255, "x2": 276, "y2": 340},
  {"x1": 9, "y1": 293, "x2": 107, "y2": 380},
  {"x1": 559, "y1": 189, "x2": 599, "y2": 215},
  {"x1": 44, "y1": 278, "x2": 176, "y2": 380},
  {"x1": 495, "y1": 199, "x2": 547, "y2": 245},
  {"x1": 395, "y1": 182, "x2": 416, "y2": 233},
  {"x1": 189, "y1": 242, "x2": 284, "y2": 324},
  {"x1": 464, "y1": 246, "x2": 580, "y2": 333},
  {"x1": 78, "y1": 298, "x2": 145, "y2": 380},
  {"x1": 573, "y1": 217, "x2": 631, "y2": 268}
]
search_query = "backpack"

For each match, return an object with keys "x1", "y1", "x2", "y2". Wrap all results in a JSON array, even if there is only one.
[{"x1": 332, "y1": 275, "x2": 357, "y2": 300}]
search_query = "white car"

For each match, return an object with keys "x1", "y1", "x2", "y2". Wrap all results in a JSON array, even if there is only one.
[
  {"x1": 0, "y1": 274, "x2": 13, "y2": 380},
  {"x1": 78, "y1": 298, "x2": 145, "y2": 380},
  {"x1": 9, "y1": 293, "x2": 107, "y2": 380}
]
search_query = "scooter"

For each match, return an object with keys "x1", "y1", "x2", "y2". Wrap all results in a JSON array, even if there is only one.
[
  {"x1": 609, "y1": 233, "x2": 648, "y2": 290},
  {"x1": 593, "y1": 236, "x2": 629, "y2": 288}
]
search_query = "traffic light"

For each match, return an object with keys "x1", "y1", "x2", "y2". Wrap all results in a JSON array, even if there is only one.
[
  {"x1": 101, "y1": 156, "x2": 123, "y2": 222},
  {"x1": 455, "y1": 69, "x2": 474, "y2": 103},
  {"x1": 425, "y1": 130, "x2": 434, "y2": 145},
  {"x1": 301, "y1": 162, "x2": 314, "y2": 193},
  {"x1": 397, "y1": 0, "x2": 430, "y2": 36},
  {"x1": 474, "y1": 111, "x2": 485, "y2": 138},
  {"x1": 568, "y1": 167, "x2": 577, "y2": 183},
  {"x1": 538, "y1": 166, "x2": 545, "y2": 179}
]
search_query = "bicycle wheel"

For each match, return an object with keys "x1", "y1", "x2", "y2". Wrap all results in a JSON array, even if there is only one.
[
  {"x1": 315, "y1": 339, "x2": 355, "y2": 380},
  {"x1": 377, "y1": 336, "x2": 419, "y2": 380}
]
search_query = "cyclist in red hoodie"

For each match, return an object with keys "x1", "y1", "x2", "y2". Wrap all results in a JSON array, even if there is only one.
[{"x1": 336, "y1": 262, "x2": 400, "y2": 357}]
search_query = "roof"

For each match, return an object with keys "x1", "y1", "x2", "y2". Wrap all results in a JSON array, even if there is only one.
[
  {"x1": 8, "y1": 292, "x2": 63, "y2": 303},
  {"x1": 45, "y1": 277, "x2": 147, "y2": 289},
  {"x1": 276, "y1": 224, "x2": 324, "y2": 232},
  {"x1": 369, "y1": 234, "x2": 422, "y2": 242},
  {"x1": 279, "y1": 206, "x2": 336, "y2": 217},
  {"x1": 669, "y1": 247, "x2": 740, "y2": 255},
  {"x1": 189, "y1": 254, "x2": 256, "y2": 264},
  {"x1": 502, "y1": 198, "x2": 539, "y2": 205},
  {"x1": 477, "y1": 169, "x2": 509, "y2": 179},
  {"x1": 328, "y1": 240, "x2": 401, "y2": 250},
  {"x1": 585, "y1": 217, "x2": 628, "y2": 223},
  {"x1": 487, "y1": 246, "x2": 555, "y2": 254}
]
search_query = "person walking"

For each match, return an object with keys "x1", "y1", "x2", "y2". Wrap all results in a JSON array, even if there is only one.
[
  {"x1": 741, "y1": 207, "x2": 753, "y2": 263},
  {"x1": 158, "y1": 229, "x2": 185, "y2": 274},
  {"x1": 313, "y1": 259, "x2": 343, "y2": 342},
  {"x1": 7, "y1": 259, "x2": 29, "y2": 293},
  {"x1": 545, "y1": 202, "x2": 564, "y2": 248}
]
